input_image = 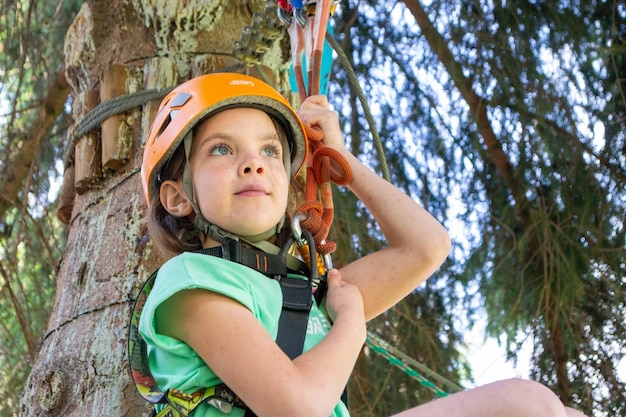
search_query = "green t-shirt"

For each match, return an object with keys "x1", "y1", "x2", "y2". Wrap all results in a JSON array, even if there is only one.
[{"x1": 139, "y1": 251, "x2": 350, "y2": 416}]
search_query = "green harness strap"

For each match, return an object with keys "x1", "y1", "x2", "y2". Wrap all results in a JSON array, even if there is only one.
[{"x1": 155, "y1": 385, "x2": 248, "y2": 417}]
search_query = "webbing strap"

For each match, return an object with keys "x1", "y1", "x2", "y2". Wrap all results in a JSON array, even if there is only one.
[
  {"x1": 199, "y1": 239, "x2": 310, "y2": 277},
  {"x1": 216, "y1": 239, "x2": 314, "y2": 360},
  {"x1": 276, "y1": 276, "x2": 314, "y2": 359},
  {"x1": 208, "y1": 239, "x2": 287, "y2": 276}
]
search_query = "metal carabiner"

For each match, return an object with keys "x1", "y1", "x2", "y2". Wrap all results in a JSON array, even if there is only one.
[
  {"x1": 276, "y1": 6, "x2": 292, "y2": 26},
  {"x1": 292, "y1": 214, "x2": 332, "y2": 284},
  {"x1": 320, "y1": 240, "x2": 333, "y2": 270},
  {"x1": 291, "y1": 213, "x2": 308, "y2": 247}
]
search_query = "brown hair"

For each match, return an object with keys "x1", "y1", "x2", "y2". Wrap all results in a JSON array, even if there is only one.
[{"x1": 147, "y1": 144, "x2": 203, "y2": 256}]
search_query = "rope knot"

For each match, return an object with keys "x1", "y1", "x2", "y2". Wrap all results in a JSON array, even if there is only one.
[{"x1": 295, "y1": 126, "x2": 353, "y2": 260}]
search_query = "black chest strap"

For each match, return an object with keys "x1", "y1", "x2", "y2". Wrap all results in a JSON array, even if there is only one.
[
  {"x1": 196, "y1": 239, "x2": 291, "y2": 276},
  {"x1": 197, "y1": 240, "x2": 315, "y2": 361}
]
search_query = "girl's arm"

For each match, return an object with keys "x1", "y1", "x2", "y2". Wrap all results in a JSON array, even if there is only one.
[
  {"x1": 298, "y1": 95, "x2": 451, "y2": 321},
  {"x1": 156, "y1": 268, "x2": 365, "y2": 417}
]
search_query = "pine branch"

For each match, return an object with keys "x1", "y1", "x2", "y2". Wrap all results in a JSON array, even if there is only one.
[{"x1": 401, "y1": 0, "x2": 530, "y2": 222}]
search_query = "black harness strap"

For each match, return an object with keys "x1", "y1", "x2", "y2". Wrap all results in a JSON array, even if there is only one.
[
  {"x1": 200, "y1": 239, "x2": 291, "y2": 277},
  {"x1": 201, "y1": 239, "x2": 315, "y2": 360},
  {"x1": 276, "y1": 276, "x2": 314, "y2": 359},
  {"x1": 206, "y1": 239, "x2": 315, "y2": 417}
]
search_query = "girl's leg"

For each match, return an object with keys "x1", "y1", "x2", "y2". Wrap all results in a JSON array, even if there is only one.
[
  {"x1": 390, "y1": 379, "x2": 589, "y2": 417},
  {"x1": 566, "y1": 407, "x2": 588, "y2": 417}
]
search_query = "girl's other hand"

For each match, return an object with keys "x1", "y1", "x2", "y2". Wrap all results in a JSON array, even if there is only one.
[{"x1": 324, "y1": 268, "x2": 365, "y2": 327}]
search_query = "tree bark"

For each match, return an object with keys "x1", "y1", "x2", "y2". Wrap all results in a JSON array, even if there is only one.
[{"x1": 21, "y1": 1, "x2": 290, "y2": 415}]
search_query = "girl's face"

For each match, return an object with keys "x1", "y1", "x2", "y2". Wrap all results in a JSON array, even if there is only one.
[{"x1": 188, "y1": 107, "x2": 290, "y2": 240}]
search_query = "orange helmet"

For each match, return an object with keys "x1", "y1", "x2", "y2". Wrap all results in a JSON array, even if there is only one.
[{"x1": 141, "y1": 72, "x2": 307, "y2": 205}]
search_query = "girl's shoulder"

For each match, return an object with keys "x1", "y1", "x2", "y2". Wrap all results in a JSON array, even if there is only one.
[
  {"x1": 152, "y1": 251, "x2": 281, "y2": 312},
  {"x1": 158, "y1": 251, "x2": 253, "y2": 283}
]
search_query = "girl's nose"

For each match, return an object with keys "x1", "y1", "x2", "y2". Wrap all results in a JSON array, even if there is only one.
[
  {"x1": 243, "y1": 165, "x2": 264, "y2": 174},
  {"x1": 240, "y1": 155, "x2": 264, "y2": 175}
]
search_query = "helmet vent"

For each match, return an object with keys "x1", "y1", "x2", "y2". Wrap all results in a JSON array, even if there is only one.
[
  {"x1": 154, "y1": 114, "x2": 172, "y2": 140},
  {"x1": 169, "y1": 92, "x2": 192, "y2": 108}
]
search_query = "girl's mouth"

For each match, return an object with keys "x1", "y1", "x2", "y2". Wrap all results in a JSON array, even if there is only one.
[{"x1": 236, "y1": 184, "x2": 269, "y2": 196}]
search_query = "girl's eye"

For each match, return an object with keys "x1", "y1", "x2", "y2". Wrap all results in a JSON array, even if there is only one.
[
  {"x1": 210, "y1": 144, "x2": 230, "y2": 156},
  {"x1": 262, "y1": 144, "x2": 281, "y2": 158}
]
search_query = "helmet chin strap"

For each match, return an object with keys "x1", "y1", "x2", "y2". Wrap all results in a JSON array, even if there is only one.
[{"x1": 181, "y1": 131, "x2": 285, "y2": 247}]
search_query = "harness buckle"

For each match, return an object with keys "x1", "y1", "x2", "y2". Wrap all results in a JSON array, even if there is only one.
[{"x1": 221, "y1": 238, "x2": 243, "y2": 264}]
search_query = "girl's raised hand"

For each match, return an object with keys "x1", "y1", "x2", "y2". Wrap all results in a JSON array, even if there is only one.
[{"x1": 298, "y1": 95, "x2": 346, "y2": 152}]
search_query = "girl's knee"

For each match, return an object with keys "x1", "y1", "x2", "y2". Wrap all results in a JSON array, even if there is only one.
[{"x1": 493, "y1": 379, "x2": 567, "y2": 415}]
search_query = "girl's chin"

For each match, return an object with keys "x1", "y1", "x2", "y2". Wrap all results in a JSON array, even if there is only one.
[{"x1": 214, "y1": 220, "x2": 283, "y2": 238}]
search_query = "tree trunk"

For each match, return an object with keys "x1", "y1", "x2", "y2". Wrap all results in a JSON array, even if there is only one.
[{"x1": 21, "y1": 1, "x2": 290, "y2": 415}]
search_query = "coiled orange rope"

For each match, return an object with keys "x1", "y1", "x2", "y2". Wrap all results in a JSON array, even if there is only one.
[{"x1": 296, "y1": 125, "x2": 352, "y2": 257}]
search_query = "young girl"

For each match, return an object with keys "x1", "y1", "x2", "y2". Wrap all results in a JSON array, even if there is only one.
[{"x1": 138, "y1": 72, "x2": 588, "y2": 417}]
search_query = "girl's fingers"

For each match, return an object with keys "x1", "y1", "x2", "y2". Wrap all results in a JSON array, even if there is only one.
[
  {"x1": 301, "y1": 94, "x2": 329, "y2": 109},
  {"x1": 326, "y1": 268, "x2": 341, "y2": 287}
]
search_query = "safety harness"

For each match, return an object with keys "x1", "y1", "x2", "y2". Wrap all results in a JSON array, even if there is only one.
[{"x1": 128, "y1": 227, "x2": 335, "y2": 416}]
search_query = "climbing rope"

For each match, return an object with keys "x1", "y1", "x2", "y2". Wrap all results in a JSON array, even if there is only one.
[
  {"x1": 296, "y1": 125, "x2": 352, "y2": 259},
  {"x1": 366, "y1": 331, "x2": 464, "y2": 397},
  {"x1": 325, "y1": 34, "x2": 390, "y2": 182}
]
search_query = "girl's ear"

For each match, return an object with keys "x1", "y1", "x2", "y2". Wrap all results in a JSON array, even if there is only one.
[{"x1": 160, "y1": 180, "x2": 193, "y2": 217}]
